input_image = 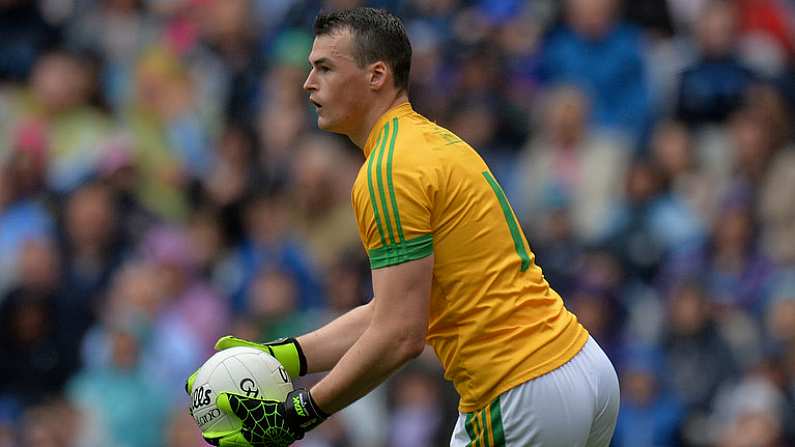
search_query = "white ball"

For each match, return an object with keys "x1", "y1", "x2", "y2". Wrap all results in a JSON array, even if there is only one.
[{"x1": 189, "y1": 346, "x2": 293, "y2": 436}]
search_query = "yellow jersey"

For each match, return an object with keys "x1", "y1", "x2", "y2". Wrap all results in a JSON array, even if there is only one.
[{"x1": 351, "y1": 102, "x2": 589, "y2": 412}]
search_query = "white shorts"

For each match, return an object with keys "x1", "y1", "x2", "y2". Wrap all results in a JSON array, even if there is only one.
[{"x1": 450, "y1": 336, "x2": 620, "y2": 447}]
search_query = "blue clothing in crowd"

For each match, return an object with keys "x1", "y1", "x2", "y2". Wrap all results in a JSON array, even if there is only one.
[{"x1": 540, "y1": 23, "x2": 652, "y2": 142}]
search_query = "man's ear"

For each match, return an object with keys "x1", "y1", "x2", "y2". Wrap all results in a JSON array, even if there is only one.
[{"x1": 368, "y1": 61, "x2": 388, "y2": 90}]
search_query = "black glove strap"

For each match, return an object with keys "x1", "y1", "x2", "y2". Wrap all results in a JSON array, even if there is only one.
[
  {"x1": 283, "y1": 388, "x2": 328, "y2": 433},
  {"x1": 290, "y1": 337, "x2": 308, "y2": 376}
]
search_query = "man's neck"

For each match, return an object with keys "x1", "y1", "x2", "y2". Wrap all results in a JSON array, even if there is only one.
[{"x1": 349, "y1": 91, "x2": 409, "y2": 148}]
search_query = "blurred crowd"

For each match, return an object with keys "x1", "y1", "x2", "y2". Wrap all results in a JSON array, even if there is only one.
[{"x1": 1, "y1": 0, "x2": 795, "y2": 446}]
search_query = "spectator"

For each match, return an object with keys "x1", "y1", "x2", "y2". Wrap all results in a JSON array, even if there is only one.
[
  {"x1": 650, "y1": 119, "x2": 720, "y2": 224},
  {"x1": 7, "y1": 49, "x2": 111, "y2": 193},
  {"x1": 712, "y1": 375, "x2": 789, "y2": 447},
  {"x1": 388, "y1": 366, "x2": 448, "y2": 447},
  {"x1": 602, "y1": 160, "x2": 667, "y2": 281},
  {"x1": 247, "y1": 267, "x2": 313, "y2": 340},
  {"x1": 221, "y1": 189, "x2": 325, "y2": 313},
  {"x1": 567, "y1": 285, "x2": 624, "y2": 360},
  {"x1": 513, "y1": 85, "x2": 628, "y2": 242},
  {"x1": 199, "y1": 121, "x2": 264, "y2": 244},
  {"x1": 289, "y1": 133, "x2": 362, "y2": 271},
  {"x1": 676, "y1": 0, "x2": 757, "y2": 127},
  {"x1": 186, "y1": 208, "x2": 227, "y2": 284},
  {"x1": 764, "y1": 279, "x2": 795, "y2": 351},
  {"x1": 0, "y1": 1, "x2": 60, "y2": 82},
  {"x1": 662, "y1": 281, "x2": 738, "y2": 416},
  {"x1": 662, "y1": 187, "x2": 775, "y2": 320},
  {"x1": 18, "y1": 399, "x2": 81, "y2": 447},
  {"x1": 256, "y1": 64, "x2": 310, "y2": 184},
  {"x1": 0, "y1": 139, "x2": 54, "y2": 294},
  {"x1": 735, "y1": 0, "x2": 795, "y2": 77},
  {"x1": 727, "y1": 107, "x2": 778, "y2": 191},
  {"x1": 81, "y1": 257, "x2": 210, "y2": 403},
  {"x1": 758, "y1": 114, "x2": 795, "y2": 264},
  {"x1": 520, "y1": 203, "x2": 582, "y2": 298},
  {"x1": 193, "y1": 0, "x2": 267, "y2": 125},
  {"x1": 68, "y1": 323, "x2": 169, "y2": 447},
  {"x1": 138, "y1": 225, "x2": 229, "y2": 367},
  {"x1": 97, "y1": 134, "x2": 158, "y2": 246},
  {"x1": 540, "y1": 0, "x2": 651, "y2": 142},
  {"x1": 66, "y1": 0, "x2": 157, "y2": 109},
  {"x1": 405, "y1": 21, "x2": 449, "y2": 121},
  {"x1": 613, "y1": 347, "x2": 684, "y2": 447},
  {"x1": 704, "y1": 194, "x2": 775, "y2": 314},
  {"x1": 622, "y1": 0, "x2": 676, "y2": 38},
  {"x1": 57, "y1": 180, "x2": 126, "y2": 347},
  {"x1": 0, "y1": 239, "x2": 75, "y2": 407},
  {"x1": 123, "y1": 45, "x2": 210, "y2": 220}
]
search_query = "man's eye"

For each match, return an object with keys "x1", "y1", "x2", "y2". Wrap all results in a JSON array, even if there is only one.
[{"x1": 318, "y1": 66, "x2": 330, "y2": 73}]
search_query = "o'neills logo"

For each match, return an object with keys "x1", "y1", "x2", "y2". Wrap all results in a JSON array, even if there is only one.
[
  {"x1": 191, "y1": 386, "x2": 212, "y2": 410},
  {"x1": 195, "y1": 408, "x2": 222, "y2": 426},
  {"x1": 240, "y1": 378, "x2": 259, "y2": 398}
]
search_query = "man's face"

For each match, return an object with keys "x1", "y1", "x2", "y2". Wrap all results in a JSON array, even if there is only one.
[{"x1": 304, "y1": 29, "x2": 371, "y2": 134}]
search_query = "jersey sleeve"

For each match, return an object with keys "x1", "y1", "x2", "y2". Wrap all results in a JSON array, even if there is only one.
[{"x1": 352, "y1": 145, "x2": 434, "y2": 270}]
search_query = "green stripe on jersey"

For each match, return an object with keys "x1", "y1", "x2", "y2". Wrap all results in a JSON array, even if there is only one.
[
  {"x1": 367, "y1": 125, "x2": 389, "y2": 248},
  {"x1": 385, "y1": 118, "x2": 406, "y2": 243},
  {"x1": 375, "y1": 120, "x2": 397, "y2": 246},
  {"x1": 482, "y1": 171, "x2": 530, "y2": 271}
]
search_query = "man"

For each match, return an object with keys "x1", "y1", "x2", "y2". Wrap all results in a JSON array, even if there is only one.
[{"x1": 187, "y1": 7, "x2": 620, "y2": 447}]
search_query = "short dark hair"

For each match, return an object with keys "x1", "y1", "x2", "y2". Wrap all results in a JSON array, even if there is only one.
[{"x1": 314, "y1": 7, "x2": 412, "y2": 92}]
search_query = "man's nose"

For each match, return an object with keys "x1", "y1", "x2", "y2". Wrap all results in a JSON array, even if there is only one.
[{"x1": 303, "y1": 70, "x2": 316, "y2": 92}]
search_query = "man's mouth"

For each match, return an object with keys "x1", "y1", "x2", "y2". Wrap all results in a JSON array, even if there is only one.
[{"x1": 310, "y1": 98, "x2": 322, "y2": 109}]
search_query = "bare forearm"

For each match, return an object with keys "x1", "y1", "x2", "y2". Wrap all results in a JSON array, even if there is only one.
[
  {"x1": 297, "y1": 301, "x2": 374, "y2": 374},
  {"x1": 304, "y1": 255, "x2": 433, "y2": 415},
  {"x1": 310, "y1": 323, "x2": 422, "y2": 414},
  {"x1": 309, "y1": 257, "x2": 432, "y2": 414}
]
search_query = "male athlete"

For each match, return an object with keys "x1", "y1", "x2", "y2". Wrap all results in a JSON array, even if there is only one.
[{"x1": 187, "y1": 7, "x2": 619, "y2": 447}]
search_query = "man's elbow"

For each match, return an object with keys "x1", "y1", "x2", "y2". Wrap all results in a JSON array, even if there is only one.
[{"x1": 393, "y1": 329, "x2": 426, "y2": 362}]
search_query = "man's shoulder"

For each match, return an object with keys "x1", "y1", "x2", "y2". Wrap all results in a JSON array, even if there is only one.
[
  {"x1": 394, "y1": 112, "x2": 469, "y2": 155},
  {"x1": 351, "y1": 115, "x2": 445, "y2": 202}
]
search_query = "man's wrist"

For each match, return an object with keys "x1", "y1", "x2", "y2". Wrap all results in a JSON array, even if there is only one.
[
  {"x1": 283, "y1": 388, "x2": 328, "y2": 434},
  {"x1": 266, "y1": 337, "x2": 308, "y2": 377}
]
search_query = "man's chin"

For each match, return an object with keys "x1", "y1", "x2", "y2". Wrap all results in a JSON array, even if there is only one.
[{"x1": 317, "y1": 118, "x2": 342, "y2": 134}]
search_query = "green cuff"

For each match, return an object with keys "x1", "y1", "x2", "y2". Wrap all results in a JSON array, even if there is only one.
[
  {"x1": 368, "y1": 234, "x2": 433, "y2": 269},
  {"x1": 267, "y1": 340, "x2": 304, "y2": 378}
]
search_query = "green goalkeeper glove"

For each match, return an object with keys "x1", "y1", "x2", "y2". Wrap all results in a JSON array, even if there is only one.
[
  {"x1": 186, "y1": 336, "x2": 307, "y2": 396},
  {"x1": 204, "y1": 388, "x2": 328, "y2": 447},
  {"x1": 215, "y1": 336, "x2": 307, "y2": 379}
]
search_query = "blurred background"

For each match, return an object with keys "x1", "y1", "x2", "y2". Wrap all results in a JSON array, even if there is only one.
[{"x1": 1, "y1": 0, "x2": 794, "y2": 446}]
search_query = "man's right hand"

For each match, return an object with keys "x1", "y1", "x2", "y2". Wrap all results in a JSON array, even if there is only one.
[{"x1": 214, "y1": 335, "x2": 307, "y2": 379}]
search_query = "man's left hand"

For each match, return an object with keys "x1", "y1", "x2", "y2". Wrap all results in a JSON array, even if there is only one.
[{"x1": 204, "y1": 388, "x2": 328, "y2": 447}]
